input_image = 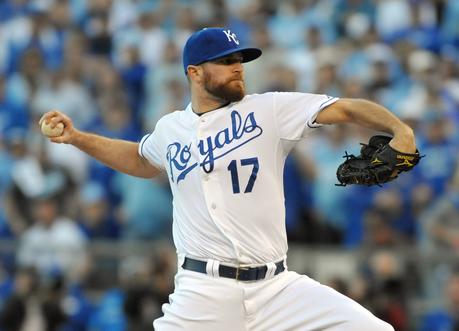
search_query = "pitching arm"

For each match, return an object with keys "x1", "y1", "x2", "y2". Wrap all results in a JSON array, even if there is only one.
[
  {"x1": 39, "y1": 110, "x2": 160, "y2": 179},
  {"x1": 315, "y1": 98, "x2": 416, "y2": 154}
]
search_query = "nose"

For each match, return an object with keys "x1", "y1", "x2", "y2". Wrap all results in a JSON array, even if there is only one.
[{"x1": 233, "y1": 62, "x2": 243, "y2": 73}]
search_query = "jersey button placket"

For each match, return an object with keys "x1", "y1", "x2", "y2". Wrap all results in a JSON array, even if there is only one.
[
  {"x1": 197, "y1": 110, "x2": 246, "y2": 262},
  {"x1": 197, "y1": 115, "x2": 214, "y2": 213}
]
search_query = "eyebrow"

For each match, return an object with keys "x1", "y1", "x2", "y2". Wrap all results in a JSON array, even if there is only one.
[
  {"x1": 210, "y1": 54, "x2": 244, "y2": 63},
  {"x1": 226, "y1": 53, "x2": 243, "y2": 60}
]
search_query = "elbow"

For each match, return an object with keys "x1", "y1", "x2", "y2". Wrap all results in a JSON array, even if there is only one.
[
  {"x1": 129, "y1": 164, "x2": 160, "y2": 178},
  {"x1": 334, "y1": 98, "x2": 362, "y2": 122},
  {"x1": 137, "y1": 171, "x2": 160, "y2": 179},
  {"x1": 135, "y1": 154, "x2": 161, "y2": 178}
]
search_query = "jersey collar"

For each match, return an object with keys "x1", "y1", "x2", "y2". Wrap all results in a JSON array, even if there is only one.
[{"x1": 185, "y1": 101, "x2": 235, "y2": 119}]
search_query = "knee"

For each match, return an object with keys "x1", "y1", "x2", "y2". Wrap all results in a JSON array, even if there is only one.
[
  {"x1": 374, "y1": 321, "x2": 395, "y2": 331},
  {"x1": 345, "y1": 318, "x2": 394, "y2": 331},
  {"x1": 376, "y1": 322, "x2": 395, "y2": 331},
  {"x1": 345, "y1": 315, "x2": 395, "y2": 331},
  {"x1": 383, "y1": 323, "x2": 395, "y2": 331}
]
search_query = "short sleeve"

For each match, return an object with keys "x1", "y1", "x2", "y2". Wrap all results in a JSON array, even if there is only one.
[
  {"x1": 138, "y1": 128, "x2": 165, "y2": 170},
  {"x1": 273, "y1": 92, "x2": 339, "y2": 140}
]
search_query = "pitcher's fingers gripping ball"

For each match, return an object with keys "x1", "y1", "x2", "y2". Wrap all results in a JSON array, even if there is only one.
[
  {"x1": 38, "y1": 110, "x2": 75, "y2": 143},
  {"x1": 40, "y1": 117, "x2": 64, "y2": 137},
  {"x1": 336, "y1": 135, "x2": 422, "y2": 186}
]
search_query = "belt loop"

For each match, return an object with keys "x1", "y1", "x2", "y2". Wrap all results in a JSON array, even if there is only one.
[
  {"x1": 178, "y1": 254, "x2": 186, "y2": 270},
  {"x1": 265, "y1": 262, "x2": 276, "y2": 279},
  {"x1": 212, "y1": 260, "x2": 220, "y2": 277},
  {"x1": 206, "y1": 259, "x2": 220, "y2": 277}
]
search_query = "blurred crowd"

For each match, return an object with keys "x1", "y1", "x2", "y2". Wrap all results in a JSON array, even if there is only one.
[{"x1": 0, "y1": 0, "x2": 459, "y2": 330}]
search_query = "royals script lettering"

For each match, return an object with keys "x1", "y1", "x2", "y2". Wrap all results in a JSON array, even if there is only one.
[{"x1": 166, "y1": 110, "x2": 263, "y2": 183}]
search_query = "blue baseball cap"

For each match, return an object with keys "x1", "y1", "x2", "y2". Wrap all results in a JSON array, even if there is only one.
[{"x1": 183, "y1": 27, "x2": 262, "y2": 74}]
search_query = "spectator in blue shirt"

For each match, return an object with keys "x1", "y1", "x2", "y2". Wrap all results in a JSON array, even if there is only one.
[{"x1": 419, "y1": 270, "x2": 459, "y2": 331}]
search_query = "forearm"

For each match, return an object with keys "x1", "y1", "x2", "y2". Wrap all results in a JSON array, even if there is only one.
[
  {"x1": 70, "y1": 130, "x2": 159, "y2": 178},
  {"x1": 347, "y1": 99, "x2": 408, "y2": 129},
  {"x1": 320, "y1": 98, "x2": 416, "y2": 152},
  {"x1": 345, "y1": 99, "x2": 415, "y2": 152}
]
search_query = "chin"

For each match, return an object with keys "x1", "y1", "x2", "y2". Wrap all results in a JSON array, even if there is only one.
[
  {"x1": 207, "y1": 80, "x2": 245, "y2": 102},
  {"x1": 230, "y1": 82, "x2": 245, "y2": 99},
  {"x1": 229, "y1": 89, "x2": 245, "y2": 102}
]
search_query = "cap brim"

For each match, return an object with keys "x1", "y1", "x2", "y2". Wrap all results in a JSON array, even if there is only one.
[{"x1": 203, "y1": 47, "x2": 262, "y2": 64}]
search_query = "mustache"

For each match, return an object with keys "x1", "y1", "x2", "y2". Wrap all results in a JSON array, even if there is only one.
[{"x1": 227, "y1": 74, "x2": 243, "y2": 82}]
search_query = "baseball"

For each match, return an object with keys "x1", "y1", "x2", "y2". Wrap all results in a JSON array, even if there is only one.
[{"x1": 41, "y1": 119, "x2": 64, "y2": 137}]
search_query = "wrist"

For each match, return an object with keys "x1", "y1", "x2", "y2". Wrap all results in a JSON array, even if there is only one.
[
  {"x1": 68, "y1": 128, "x2": 84, "y2": 145},
  {"x1": 390, "y1": 126, "x2": 416, "y2": 153},
  {"x1": 393, "y1": 124, "x2": 414, "y2": 137}
]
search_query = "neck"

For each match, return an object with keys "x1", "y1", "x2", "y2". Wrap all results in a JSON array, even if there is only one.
[{"x1": 191, "y1": 89, "x2": 230, "y2": 115}]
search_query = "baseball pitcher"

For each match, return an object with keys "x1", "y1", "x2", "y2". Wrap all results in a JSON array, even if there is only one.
[{"x1": 40, "y1": 28, "x2": 420, "y2": 330}]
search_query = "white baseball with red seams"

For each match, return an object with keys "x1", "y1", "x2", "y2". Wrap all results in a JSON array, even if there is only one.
[{"x1": 41, "y1": 119, "x2": 64, "y2": 137}]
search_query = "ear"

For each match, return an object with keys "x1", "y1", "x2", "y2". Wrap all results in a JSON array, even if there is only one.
[{"x1": 187, "y1": 65, "x2": 202, "y2": 82}]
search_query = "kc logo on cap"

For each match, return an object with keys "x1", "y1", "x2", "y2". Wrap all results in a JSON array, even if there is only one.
[
  {"x1": 223, "y1": 29, "x2": 240, "y2": 45},
  {"x1": 182, "y1": 27, "x2": 262, "y2": 74}
]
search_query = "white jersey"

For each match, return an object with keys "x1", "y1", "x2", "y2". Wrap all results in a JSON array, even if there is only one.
[{"x1": 139, "y1": 92, "x2": 338, "y2": 265}]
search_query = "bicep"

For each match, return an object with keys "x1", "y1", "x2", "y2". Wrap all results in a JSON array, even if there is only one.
[
  {"x1": 315, "y1": 98, "x2": 353, "y2": 125},
  {"x1": 137, "y1": 153, "x2": 162, "y2": 178}
]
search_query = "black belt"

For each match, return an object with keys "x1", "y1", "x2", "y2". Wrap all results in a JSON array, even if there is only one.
[{"x1": 182, "y1": 257, "x2": 285, "y2": 281}]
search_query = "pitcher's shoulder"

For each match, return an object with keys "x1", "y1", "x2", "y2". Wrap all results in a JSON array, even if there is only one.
[
  {"x1": 243, "y1": 92, "x2": 276, "y2": 101},
  {"x1": 157, "y1": 109, "x2": 187, "y2": 124},
  {"x1": 142, "y1": 110, "x2": 184, "y2": 135}
]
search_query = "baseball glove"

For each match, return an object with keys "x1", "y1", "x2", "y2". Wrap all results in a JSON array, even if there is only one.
[{"x1": 336, "y1": 135, "x2": 421, "y2": 186}]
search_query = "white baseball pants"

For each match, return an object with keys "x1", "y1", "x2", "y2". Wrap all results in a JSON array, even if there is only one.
[{"x1": 153, "y1": 266, "x2": 394, "y2": 331}]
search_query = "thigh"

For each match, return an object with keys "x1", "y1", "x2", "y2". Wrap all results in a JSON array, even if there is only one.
[
  {"x1": 250, "y1": 271, "x2": 394, "y2": 331},
  {"x1": 153, "y1": 269, "x2": 247, "y2": 331}
]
